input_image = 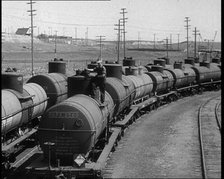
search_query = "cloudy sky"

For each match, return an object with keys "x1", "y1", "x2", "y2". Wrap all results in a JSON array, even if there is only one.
[{"x1": 2, "y1": 0, "x2": 221, "y2": 42}]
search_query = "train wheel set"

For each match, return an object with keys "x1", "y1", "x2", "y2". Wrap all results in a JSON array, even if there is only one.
[{"x1": 2, "y1": 57, "x2": 221, "y2": 179}]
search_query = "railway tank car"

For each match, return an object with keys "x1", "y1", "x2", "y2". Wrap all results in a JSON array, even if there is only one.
[
  {"x1": 38, "y1": 88, "x2": 114, "y2": 165},
  {"x1": 165, "y1": 62, "x2": 197, "y2": 89},
  {"x1": 1, "y1": 59, "x2": 68, "y2": 137},
  {"x1": 2, "y1": 73, "x2": 48, "y2": 135},
  {"x1": 191, "y1": 61, "x2": 221, "y2": 84},
  {"x1": 145, "y1": 65, "x2": 174, "y2": 95},
  {"x1": 27, "y1": 59, "x2": 68, "y2": 108}
]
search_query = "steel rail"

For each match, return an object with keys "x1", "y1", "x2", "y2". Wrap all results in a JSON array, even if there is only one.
[
  {"x1": 198, "y1": 95, "x2": 220, "y2": 179},
  {"x1": 215, "y1": 101, "x2": 221, "y2": 133}
]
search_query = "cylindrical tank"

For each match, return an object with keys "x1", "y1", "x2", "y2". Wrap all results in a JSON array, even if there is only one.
[
  {"x1": 191, "y1": 66, "x2": 216, "y2": 83},
  {"x1": 2, "y1": 73, "x2": 23, "y2": 93},
  {"x1": 154, "y1": 59, "x2": 166, "y2": 67},
  {"x1": 27, "y1": 73, "x2": 67, "y2": 108},
  {"x1": 212, "y1": 58, "x2": 220, "y2": 64},
  {"x1": 104, "y1": 64, "x2": 122, "y2": 80},
  {"x1": 185, "y1": 58, "x2": 195, "y2": 66},
  {"x1": 150, "y1": 65, "x2": 164, "y2": 73},
  {"x1": 125, "y1": 67, "x2": 139, "y2": 76},
  {"x1": 208, "y1": 63, "x2": 221, "y2": 81},
  {"x1": 139, "y1": 66, "x2": 148, "y2": 74},
  {"x1": 123, "y1": 58, "x2": 135, "y2": 66},
  {"x1": 165, "y1": 69, "x2": 186, "y2": 88},
  {"x1": 200, "y1": 61, "x2": 210, "y2": 68},
  {"x1": 2, "y1": 83, "x2": 48, "y2": 135},
  {"x1": 139, "y1": 74, "x2": 153, "y2": 97},
  {"x1": 138, "y1": 66, "x2": 148, "y2": 75},
  {"x1": 122, "y1": 75, "x2": 135, "y2": 106},
  {"x1": 125, "y1": 75, "x2": 144, "y2": 100},
  {"x1": 146, "y1": 71, "x2": 168, "y2": 94},
  {"x1": 183, "y1": 67, "x2": 197, "y2": 85},
  {"x1": 173, "y1": 62, "x2": 183, "y2": 70},
  {"x1": 105, "y1": 77, "x2": 129, "y2": 116},
  {"x1": 158, "y1": 57, "x2": 170, "y2": 65},
  {"x1": 48, "y1": 61, "x2": 66, "y2": 74},
  {"x1": 195, "y1": 57, "x2": 200, "y2": 63},
  {"x1": 23, "y1": 83, "x2": 48, "y2": 119},
  {"x1": 2, "y1": 90, "x2": 22, "y2": 134},
  {"x1": 145, "y1": 65, "x2": 152, "y2": 72},
  {"x1": 163, "y1": 70, "x2": 174, "y2": 90},
  {"x1": 67, "y1": 76, "x2": 92, "y2": 97},
  {"x1": 38, "y1": 93, "x2": 114, "y2": 165}
]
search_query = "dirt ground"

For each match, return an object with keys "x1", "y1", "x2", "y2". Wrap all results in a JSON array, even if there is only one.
[
  {"x1": 103, "y1": 91, "x2": 221, "y2": 178},
  {"x1": 2, "y1": 41, "x2": 192, "y2": 78}
]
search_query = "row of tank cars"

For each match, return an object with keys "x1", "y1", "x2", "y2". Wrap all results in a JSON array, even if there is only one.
[{"x1": 2, "y1": 56, "x2": 221, "y2": 179}]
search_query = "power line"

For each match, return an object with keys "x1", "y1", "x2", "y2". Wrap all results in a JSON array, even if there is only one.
[{"x1": 2, "y1": 13, "x2": 113, "y2": 27}]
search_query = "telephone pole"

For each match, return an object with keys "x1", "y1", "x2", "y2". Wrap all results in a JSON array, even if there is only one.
[
  {"x1": 164, "y1": 37, "x2": 170, "y2": 59},
  {"x1": 75, "y1": 27, "x2": 77, "y2": 44},
  {"x1": 170, "y1": 34, "x2": 172, "y2": 49},
  {"x1": 85, "y1": 27, "x2": 88, "y2": 46},
  {"x1": 114, "y1": 19, "x2": 122, "y2": 63},
  {"x1": 120, "y1": 8, "x2": 127, "y2": 59},
  {"x1": 138, "y1": 32, "x2": 141, "y2": 49},
  {"x1": 27, "y1": 0, "x2": 36, "y2": 76},
  {"x1": 184, "y1": 17, "x2": 190, "y2": 58},
  {"x1": 54, "y1": 30, "x2": 57, "y2": 58},
  {"x1": 154, "y1": 33, "x2": 156, "y2": 49},
  {"x1": 96, "y1": 36, "x2": 105, "y2": 61},
  {"x1": 192, "y1": 27, "x2": 200, "y2": 58},
  {"x1": 177, "y1": 34, "x2": 180, "y2": 50}
]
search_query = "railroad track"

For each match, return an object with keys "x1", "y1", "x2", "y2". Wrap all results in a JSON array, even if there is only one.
[
  {"x1": 215, "y1": 101, "x2": 221, "y2": 132},
  {"x1": 198, "y1": 95, "x2": 221, "y2": 179}
]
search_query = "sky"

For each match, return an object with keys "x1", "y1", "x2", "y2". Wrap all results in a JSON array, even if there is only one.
[{"x1": 2, "y1": 0, "x2": 221, "y2": 42}]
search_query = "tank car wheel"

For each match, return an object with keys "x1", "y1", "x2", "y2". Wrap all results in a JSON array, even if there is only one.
[
  {"x1": 198, "y1": 87, "x2": 203, "y2": 94},
  {"x1": 167, "y1": 96, "x2": 172, "y2": 103},
  {"x1": 152, "y1": 104, "x2": 156, "y2": 110},
  {"x1": 156, "y1": 100, "x2": 161, "y2": 108},
  {"x1": 121, "y1": 130, "x2": 124, "y2": 137}
]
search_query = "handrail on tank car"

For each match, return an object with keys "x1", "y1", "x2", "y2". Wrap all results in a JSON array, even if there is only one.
[
  {"x1": 2, "y1": 98, "x2": 49, "y2": 121},
  {"x1": 38, "y1": 128, "x2": 97, "y2": 133}
]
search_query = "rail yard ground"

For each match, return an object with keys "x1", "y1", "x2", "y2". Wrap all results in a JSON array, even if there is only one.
[{"x1": 103, "y1": 91, "x2": 221, "y2": 178}]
